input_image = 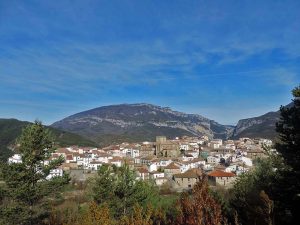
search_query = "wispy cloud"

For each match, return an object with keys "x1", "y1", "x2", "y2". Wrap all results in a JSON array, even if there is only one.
[
  {"x1": 0, "y1": 0, "x2": 300, "y2": 124},
  {"x1": 0, "y1": 40, "x2": 299, "y2": 97}
]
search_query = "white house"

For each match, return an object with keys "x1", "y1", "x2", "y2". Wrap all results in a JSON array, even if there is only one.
[
  {"x1": 150, "y1": 171, "x2": 165, "y2": 179},
  {"x1": 189, "y1": 142, "x2": 199, "y2": 148},
  {"x1": 177, "y1": 162, "x2": 192, "y2": 173},
  {"x1": 209, "y1": 139, "x2": 223, "y2": 149},
  {"x1": 225, "y1": 165, "x2": 238, "y2": 173},
  {"x1": 96, "y1": 152, "x2": 111, "y2": 163},
  {"x1": 259, "y1": 139, "x2": 273, "y2": 147},
  {"x1": 124, "y1": 148, "x2": 140, "y2": 158},
  {"x1": 182, "y1": 155, "x2": 195, "y2": 161},
  {"x1": 8, "y1": 153, "x2": 64, "y2": 179},
  {"x1": 241, "y1": 156, "x2": 253, "y2": 167},
  {"x1": 46, "y1": 168, "x2": 63, "y2": 180},
  {"x1": 158, "y1": 158, "x2": 173, "y2": 167},
  {"x1": 225, "y1": 144, "x2": 236, "y2": 150},
  {"x1": 83, "y1": 156, "x2": 92, "y2": 169},
  {"x1": 110, "y1": 156, "x2": 123, "y2": 167},
  {"x1": 8, "y1": 154, "x2": 22, "y2": 164},
  {"x1": 180, "y1": 143, "x2": 189, "y2": 151},
  {"x1": 136, "y1": 168, "x2": 149, "y2": 180},
  {"x1": 190, "y1": 158, "x2": 206, "y2": 168},
  {"x1": 88, "y1": 161, "x2": 102, "y2": 170},
  {"x1": 155, "y1": 177, "x2": 168, "y2": 186},
  {"x1": 134, "y1": 157, "x2": 141, "y2": 164},
  {"x1": 148, "y1": 162, "x2": 158, "y2": 172},
  {"x1": 185, "y1": 150, "x2": 199, "y2": 158},
  {"x1": 207, "y1": 156, "x2": 219, "y2": 164},
  {"x1": 203, "y1": 164, "x2": 213, "y2": 171}
]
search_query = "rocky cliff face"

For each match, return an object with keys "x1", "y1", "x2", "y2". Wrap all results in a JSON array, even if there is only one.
[
  {"x1": 232, "y1": 111, "x2": 280, "y2": 139},
  {"x1": 52, "y1": 103, "x2": 234, "y2": 144},
  {"x1": 52, "y1": 103, "x2": 289, "y2": 144},
  {"x1": 232, "y1": 103, "x2": 294, "y2": 139}
]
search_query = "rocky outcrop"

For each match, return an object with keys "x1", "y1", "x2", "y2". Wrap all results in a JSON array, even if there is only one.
[{"x1": 232, "y1": 111, "x2": 280, "y2": 139}]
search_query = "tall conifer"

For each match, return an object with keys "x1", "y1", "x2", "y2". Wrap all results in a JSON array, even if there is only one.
[
  {"x1": 0, "y1": 121, "x2": 69, "y2": 225},
  {"x1": 275, "y1": 85, "x2": 300, "y2": 223}
]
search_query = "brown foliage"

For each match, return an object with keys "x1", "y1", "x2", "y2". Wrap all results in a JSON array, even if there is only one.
[
  {"x1": 82, "y1": 201, "x2": 112, "y2": 225},
  {"x1": 176, "y1": 177, "x2": 224, "y2": 225},
  {"x1": 48, "y1": 201, "x2": 112, "y2": 225},
  {"x1": 120, "y1": 204, "x2": 153, "y2": 225}
]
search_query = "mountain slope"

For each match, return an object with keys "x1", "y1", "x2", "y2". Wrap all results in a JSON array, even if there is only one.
[
  {"x1": 232, "y1": 111, "x2": 280, "y2": 139},
  {"x1": 232, "y1": 103, "x2": 293, "y2": 139},
  {"x1": 0, "y1": 119, "x2": 98, "y2": 161},
  {"x1": 52, "y1": 103, "x2": 234, "y2": 144}
]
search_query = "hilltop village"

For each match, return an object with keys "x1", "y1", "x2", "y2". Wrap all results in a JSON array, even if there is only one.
[{"x1": 8, "y1": 135, "x2": 273, "y2": 191}]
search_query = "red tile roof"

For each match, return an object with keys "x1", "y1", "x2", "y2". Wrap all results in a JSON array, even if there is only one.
[{"x1": 208, "y1": 170, "x2": 235, "y2": 177}]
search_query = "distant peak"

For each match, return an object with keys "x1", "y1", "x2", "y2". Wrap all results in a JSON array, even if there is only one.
[
  {"x1": 127, "y1": 103, "x2": 156, "y2": 107},
  {"x1": 123, "y1": 103, "x2": 171, "y2": 110}
]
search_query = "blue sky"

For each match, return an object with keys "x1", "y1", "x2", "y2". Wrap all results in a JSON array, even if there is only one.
[{"x1": 0, "y1": 0, "x2": 300, "y2": 125}]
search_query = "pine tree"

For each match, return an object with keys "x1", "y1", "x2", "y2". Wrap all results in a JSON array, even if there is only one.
[
  {"x1": 0, "y1": 121, "x2": 69, "y2": 225},
  {"x1": 91, "y1": 164, "x2": 158, "y2": 219},
  {"x1": 274, "y1": 85, "x2": 300, "y2": 224},
  {"x1": 91, "y1": 165, "x2": 116, "y2": 205}
]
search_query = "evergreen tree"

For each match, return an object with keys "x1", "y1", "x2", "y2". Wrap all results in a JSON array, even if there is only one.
[
  {"x1": 0, "y1": 121, "x2": 69, "y2": 225},
  {"x1": 274, "y1": 85, "x2": 300, "y2": 223},
  {"x1": 91, "y1": 165, "x2": 116, "y2": 205},
  {"x1": 91, "y1": 164, "x2": 158, "y2": 219},
  {"x1": 229, "y1": 158, "x2": 278, "y2": 225}
]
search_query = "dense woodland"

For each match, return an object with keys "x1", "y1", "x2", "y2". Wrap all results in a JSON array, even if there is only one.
[{"x1": 0, "y1": 86, "x2": 299, "y2": 225}]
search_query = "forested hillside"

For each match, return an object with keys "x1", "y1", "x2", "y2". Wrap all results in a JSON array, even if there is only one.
[{"x1": 0, "y1": 118, "x2": 97, "y2": 161}]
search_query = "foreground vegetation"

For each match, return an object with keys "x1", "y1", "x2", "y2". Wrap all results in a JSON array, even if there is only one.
[{"x1": 0, "y1": 85, "x2": 299, "y2": 224}]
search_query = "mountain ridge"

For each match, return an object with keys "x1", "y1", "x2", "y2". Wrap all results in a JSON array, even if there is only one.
[
  {"x1": 1, "y1": 103, "x2": 284, "y2": 156},
  {"x1": 51, "y1": 103, "x2": 234, "y2": 145},
  {"x1": 232, "y1": 111, "x2": 279, "y2": 139},
  {"x1": 232, "y1": 103, "x2": 294, "y2": 139},
  {"x1": 51, "y1": 102, "x2": 287, "y2": 144}
]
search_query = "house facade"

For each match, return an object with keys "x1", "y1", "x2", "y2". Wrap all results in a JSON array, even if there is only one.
[
  {"x1": 172, "y1": 168, "x2": 202, "y2": 191},
  {"x1": 207, "y1": 170, "x2": 236, "y2": 187}
]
